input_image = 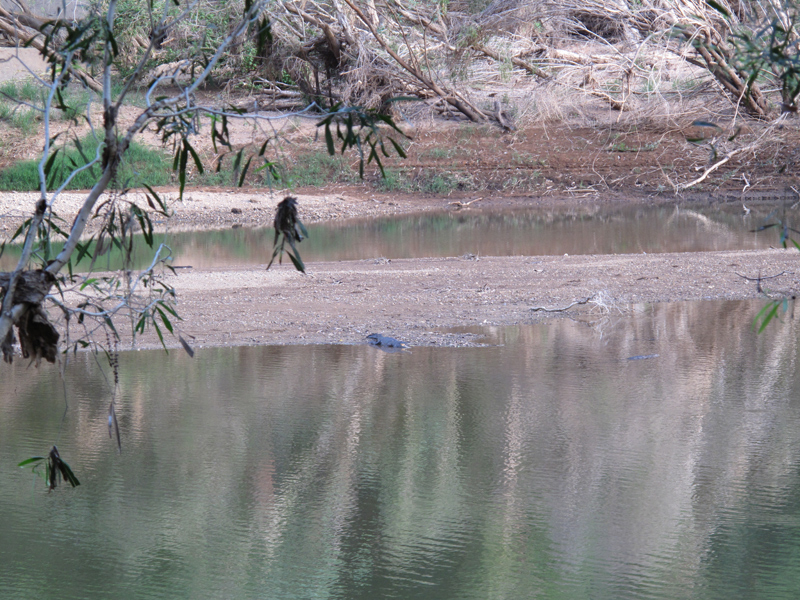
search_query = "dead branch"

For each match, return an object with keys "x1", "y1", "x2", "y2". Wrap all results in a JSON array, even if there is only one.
[
  {"x1": 390, "y1": 5, "x2": 549, "y2": 79},
  {"x1": 493, "y1": 99, "x2": 515, "y2": 130},
  {"x1": 673, "y1": 26, "x2": 769, "y2": 119},
  {"x1": 736, "y1": 270, "x2": 791, "y2": 293},
  {"x1": 449, "y1": 197, "x2": 484, "y2": 209},
  {"x1": 585, "y1": 87, "x2": 626, "y2": 111},
  {"x1": 338, "y1": 0, "x2": 490, "y2": 124},
  {"x1": 472, "y1": 42, "x2": 550, "y2": 79},
  {"x1": 547, "y1": 48, "x2": 618, "y2": 65},
  {"x1": 391, "y1": 4, "x2": 446, "y2": 36},
  {"x1": 675, "y1": 146, "x2": 748, "y2": 191},
  {"x1": 530, "y1": 296, "x2": 593, "y2": 312},
  {"x1": 229, "y1": 91, "x2": 312, "y2": 112}
]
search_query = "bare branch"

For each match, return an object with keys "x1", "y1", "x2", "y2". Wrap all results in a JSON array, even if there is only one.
[{"x1": 530, "y1": 296, "x2": 593, "y2": 312}]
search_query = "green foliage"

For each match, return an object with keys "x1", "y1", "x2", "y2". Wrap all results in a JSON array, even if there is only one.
[
  {"x1": 0, "y1": 0, "x2": 407, "y2": 370},
  {"x1": 9, "y1": 108, "x2": 38, "y2": 135},
  {"x1": 0, "y1": 136, "x2": 172, "y2": 191},
  {"x1": 0, "y1": 0, "x2": 411, "y2": 486},
  {"x1": 280, "y1": 69, "x2": 295, "y2": 86},
  {"x1": 672, "y1": 3, "x2": 770, "y2": 117},
  {"x1": 754, "y1": 298, "x2": 786, "y2": 332},
  {"x1": 422, "y1": 172, "x2": 462, "y2": 194},
  {"x1": 376, "y1": 168, "x2": 473, "y2": 194},
  {"x1": 317, "y1": 103, "x2": 409, "y2": 178},
  {"x1": 730, "y1": 4, "x2": 800, "y2": 110},
  {"x1": 694, "y1": 0, "x2": 800, "y2": 114},
  {"x1": 112, "y1": 0, "x2": 270, "y2": 77},
  {"x1": 375, "y1": 168, "x2": 412, "y2": 192},
  {"x1": 0, "y1": 80, "x2": 42, "y2": 134},
  {"x1": 608, "y1": 141, "x2": 659, "y2": 152},
  {"x1": 196, "y1": 104, "x2": 409, "y2": 190},
  {"x1": 0, "y1": 79, "x2": 41, "y2": 103},
  {"x1": 0, "y1": 80, "x2": 100, "y2": 129},
  {"x1": 286, "y1": 151, "x2": 355, "y2": 187},
  {"x1": 18, "y1": 446, "x2": 80, "y2": 490}
]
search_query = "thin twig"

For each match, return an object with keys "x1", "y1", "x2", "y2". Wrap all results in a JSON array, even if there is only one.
[
  {"x1": 736, "y1": 271, "x2": 789, "y2": 282},
  {"x1": 530, "y1": 296, "x2": 593, "y2": 312}
]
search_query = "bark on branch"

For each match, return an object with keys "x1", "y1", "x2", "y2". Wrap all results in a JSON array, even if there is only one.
[
  {"x1": 676, "y1": 28, "x2": 769, "y2": 119},
  {"x1": 0, "y1": 270, "x2": 59, "y2": 364}
]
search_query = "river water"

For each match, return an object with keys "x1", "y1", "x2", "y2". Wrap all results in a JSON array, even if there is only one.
[
  {"x1": 3, "y1": 300, "x2": 800, "y2": 599},
  {"x1": 153, "y1": 202, "x2": 791, "y2": 268},
  {"x1": 0, "y1": 201, "x2": 793, "y2": 271}
]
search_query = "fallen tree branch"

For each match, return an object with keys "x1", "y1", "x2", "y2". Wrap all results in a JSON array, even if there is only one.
[
  {"x1": 390, "y1": 5, "x2": 550, "y2": 80},
  {"x1": 736, "y1": 270, "x2": 791, "y2": 293},
  {"x1": 586, "y1": 87, "x2": 626, "y2": 111},
  {"x1": 493, "y1": 100, "x2": 515, "y2": 131},
  {"x1": 0, "y1": 6, "x2": 102, "y2": 93},
  {"x1": 675, "y1": 146, "x2": 747, "y2": 191},
  {"x1": 472, "y1": 42, "x2": 550, "y2": 80},
  {"x1": 339, "y1": 0, "x2": 489, "y2": 124}
]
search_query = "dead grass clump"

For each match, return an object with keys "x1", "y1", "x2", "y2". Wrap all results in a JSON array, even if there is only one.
[{"x1": 2, "y1": 0, "x2": 789, "y2": 131}]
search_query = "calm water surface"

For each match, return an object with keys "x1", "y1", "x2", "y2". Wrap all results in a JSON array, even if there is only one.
[
  {"x1": 3, "y1": 300, "x2": 800, "y2": 599},
  {"x1": 164, "y1": 202, "x2": 795, "y2": 268},
  {"x1": 0, "y1": 201, "x2": 794, "y2": 270}
]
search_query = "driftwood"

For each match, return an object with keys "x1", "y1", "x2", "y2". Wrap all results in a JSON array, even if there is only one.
[{"x1": 228, "y1": 90, "x2": 310, "y2": 112}]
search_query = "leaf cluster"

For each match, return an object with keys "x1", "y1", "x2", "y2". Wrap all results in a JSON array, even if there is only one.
[
  {"x1": 730, "y1": 5, "x2": 800, "y2": 111},
  {"x1": 209, "y1": 112, "x2": 281, "y2": 188},
  {"x1": 318, "y1": 103, "x2": 409, "y2": 178},
  {"x1": 702, "y1": 0, "x2": 800, "y2": 112},
  {"x1": 18, "y1": 446, "x2": 80, "y2": 490}
]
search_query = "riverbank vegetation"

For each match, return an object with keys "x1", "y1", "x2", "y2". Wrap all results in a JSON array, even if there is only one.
[{"x1": 1, "y1": 0, "x2": 799, "y2": 193}]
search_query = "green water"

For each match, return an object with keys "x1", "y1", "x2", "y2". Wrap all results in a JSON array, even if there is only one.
[{"x1": 3, "y1": 300, "x2": 800, "y2": 599}]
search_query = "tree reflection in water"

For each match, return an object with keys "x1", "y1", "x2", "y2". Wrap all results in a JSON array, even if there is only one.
[{"x1": 2, "y1": 299, "x2": 800, "y2": 599}]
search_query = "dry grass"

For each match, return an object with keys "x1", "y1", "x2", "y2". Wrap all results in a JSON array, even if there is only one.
[
  {"x1": 246, "y1": 0, "x2": 785, "y2": 130},
  {"x1": 1, "y1": 0, "x2": 791, "y2": 156}
]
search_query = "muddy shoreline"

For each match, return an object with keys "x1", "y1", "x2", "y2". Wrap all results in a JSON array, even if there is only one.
[{"x1": 159, "y1": 248, "x2": 798, "y2": 351}]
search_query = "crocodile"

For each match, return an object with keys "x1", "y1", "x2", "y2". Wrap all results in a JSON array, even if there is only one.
[{"x1": 366, "y1": 333, "x2": 409, "y2": 352}]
